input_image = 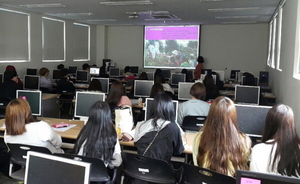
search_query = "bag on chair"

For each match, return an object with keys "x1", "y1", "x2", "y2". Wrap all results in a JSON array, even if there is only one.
[{"x1": 115, "y1": 105, "x2": 134, "y2": 135}]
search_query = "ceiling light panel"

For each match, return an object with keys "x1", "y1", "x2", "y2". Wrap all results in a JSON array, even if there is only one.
[
  {"x1": 100, "y1": 1, "x2": 153, "y2": 6},
  {"x1": 19, "y1": 3, "x2": 65, "y2": 8},
  {"x1": 208, "y1": 7, "x2": 260, "y2": 12}
]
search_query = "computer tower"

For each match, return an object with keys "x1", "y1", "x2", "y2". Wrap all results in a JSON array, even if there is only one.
[{"x1": 259, "y1": 71, "x2": 269, "y2": 86}]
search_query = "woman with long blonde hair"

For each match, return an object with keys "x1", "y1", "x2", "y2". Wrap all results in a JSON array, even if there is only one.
[{"x1": 192, "y1": 96, "x2": 251, "y2": 176}]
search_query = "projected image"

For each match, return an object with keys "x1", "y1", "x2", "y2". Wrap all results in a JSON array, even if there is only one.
[{"x1": 144, "y1": 26, "x2": 200, "y2": 69}]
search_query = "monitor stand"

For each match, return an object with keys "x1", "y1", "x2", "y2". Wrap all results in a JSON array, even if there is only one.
[{"x1": 80, "y1": 117, "x2": 88, "y2": 125}]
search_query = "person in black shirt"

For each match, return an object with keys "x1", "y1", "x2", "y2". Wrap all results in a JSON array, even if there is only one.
[{"x1": 0, "y1": 70, "x2": 23, "y2": 106}]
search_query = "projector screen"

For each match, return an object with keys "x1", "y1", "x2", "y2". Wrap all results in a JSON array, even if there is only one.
[{"x1": 144, "y1": 25, "x2": 200, "y2": 69}]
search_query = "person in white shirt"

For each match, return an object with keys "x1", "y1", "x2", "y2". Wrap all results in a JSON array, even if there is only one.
[
  {"x1": 177, "y1": 82, "x2": 210, "y2": 125},
  {"x1": 4, "y1": 98, "x2": 63, "y2": 154},
  {"x1": 39, "y1": 67, "x2": 54, "y2": 92},
  {"x1": 73, "y1": 101, "x2": 122, "y2": 168},
  {"x1": 250, "y1": 104, "x2": 300, "y2": 177}
]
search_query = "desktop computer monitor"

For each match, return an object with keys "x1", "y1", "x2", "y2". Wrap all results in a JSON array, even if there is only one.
[
  {"x1": 134, "y1": 80, "x2": 154, "y2": 97},
  {"x1": 24, "y1": 75, "x2": 40, "y2": 90},
  {"x1": 76, "y1": 70, "x2": 89, "y2": 82},
  {"x1": 52, "y1": 70, "x2": 62, "y2": 80},
  {"x1": 230, "y1": 70, "x2": 240, "y2": 80},
  {"x1": 235, "y1": 104, "x2": 271, "y2": 137},
  {"x1": 90, "y1": 77, "x2": 109, "y2": 94},
  {"x1": 259, "y1": 71, "x2": 269, "y2": 86},
  {"x1": 26, "y1": 68, "x2": 37, "y2": 75},
  {"x1": 25, "y1": 151, "x2": 90, "y2": 184},
  {"x1": 178, "y1": 82, "x2": 194, "y2": 100},
  {"x1": 146, "y1": 72, "x2": 154, "y2": 80},
  {"x1": 236, "y1": 170, "x2": 300, "y2": 184},
  {"x1": 16, "y1": 90, "x2": 42, "y2": 116},
  {"x1": 90, "y1": 67, "x2": 100, "y2": 76},
  {"x1": 145, "y1": 98, "x2": 178, "y2": 122},
  {"x1": 130, "y1": 66, "x2": 139, "y2": 74},
  {"x1": 201, "y1": 69, "x2": 212, "y2": 75},
  {"x1": 171, "y1": 73, "x2": 186, "y2": 85},
  {"x1": 0, "y1": 73, "x2": 3, "y2": 84},
  {"x1": 109, "y1": 68, "x2": 120, "y2": 77},
  {"x1": 68, "y1": 66, "x2": 77, "y2": 74},
  {"x1": 235, "y1": 85, "x2": 260, "y2": 105},
  {"x1": 161, "y1": 69, "x2": 171, "y2": 79},
  {"x1": 74, "y1": 91, "x2": 106, "y2": 119}
]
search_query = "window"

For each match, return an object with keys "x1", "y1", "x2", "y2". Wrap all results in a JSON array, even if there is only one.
[
  {"x1": 276, "y1": 1, "x2": 285, "y2": 71},
  {"x1": 0, "y1": 8, "x2": 30, "y2": 62},
  {"x1": 267, "y1": 21, "x2": 273, "y2": 67},
  {"x1": 42, "y1": 17, "x2": 65, "y2": 62},
  {"x1": 73, "y1": 23, "x2": 90, "y2": 61}
]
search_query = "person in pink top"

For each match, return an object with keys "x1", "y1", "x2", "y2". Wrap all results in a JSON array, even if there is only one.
[{"x1": 106, "y1": 80, "x2": 132, "y2": 111}]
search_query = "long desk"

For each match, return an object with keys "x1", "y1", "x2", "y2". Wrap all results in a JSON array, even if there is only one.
[{"x1": 0, "y1": 117, "x2": 195, "y2": 154}]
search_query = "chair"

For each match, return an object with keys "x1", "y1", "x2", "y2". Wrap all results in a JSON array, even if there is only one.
[
  {"x1": 54, "y1": 153, "x2": 118, "y2": 184},
  {"x1": 58, "y1": 92, "x2": 75, "y2": 118},
  {"x1": 121, "y1": 152, "x2": 175, "y2": 184},
  {"x1": 6, "y1": 143, "x2": 52, "y2": 181},
  {"x1": 181, "y1": 116, "x2": 206, "y2": 132},
  {"x1": 180, "y1": 163, "x2": 236, "y2": 184}
]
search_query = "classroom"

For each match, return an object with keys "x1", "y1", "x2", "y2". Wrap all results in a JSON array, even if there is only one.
[{"x1": 1, "y1": 0, "x2": 300, "y2": 183}]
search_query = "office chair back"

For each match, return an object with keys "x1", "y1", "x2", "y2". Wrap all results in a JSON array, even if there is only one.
[
  {"x1": 122, "y1": 152, "x2": 175, "y2": 184},
  {"x1": 181, "y1": 163, "x2": 236, "y2": 184},
  {"x1": 181, "y1": 116, "x2": 206, "y2": 132},
  {"x1": 54, "y1": 153, "x2": 114, "y2": 183}
]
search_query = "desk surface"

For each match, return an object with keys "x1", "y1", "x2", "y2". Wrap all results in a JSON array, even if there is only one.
[
  {"x1": 0, "y1": 117, "x2": 195, "y2": 154},
  {"x1": 42, "y1": 93, "x2": 60, "y2": 100}
]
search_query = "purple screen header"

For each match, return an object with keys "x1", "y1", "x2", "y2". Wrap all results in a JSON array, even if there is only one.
[{"x1": 145, "y1": 26, "x2": 199, "y2": 40}]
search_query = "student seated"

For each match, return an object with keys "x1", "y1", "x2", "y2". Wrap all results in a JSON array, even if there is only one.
[
  {"x1": 203, "y1": 74, "x2": 220, "y2": 101},
  {"x1": 193, "y1": 96, "x2": 251, "y2": 177},
  {"x1": 4, "y1": 98, "x2": 64, "y2": 154},
  {"x1": 39, "y1": 67, "x2": 55, "y2": 93},
  {"x1": 0, "y1": 70, "x2": 23, "y2": 106},
  {"x1": 250, "y1": 104, "x2": 300, "y2": 176},
  {"x1": 73, "y1": 101, "x2": 122, "y2": 168},
  {"x1": 87, "y1": 79, "x2": 103, "y2": 92},
  {"x1": 56, "y1": 68, "x2": 76, "y2": 94},
  {"x1": 177, "y1": 82, "x2": 210, "y2": 126},
  {"x1": 5, "y1": 65, "x2": 23, "y2": 86},
  {"x1": 149, "y1": 84, "x2": 164, "y2": 98},
  {"x1": 106, "y1": 80, "x2": 132, "y2": 111}
]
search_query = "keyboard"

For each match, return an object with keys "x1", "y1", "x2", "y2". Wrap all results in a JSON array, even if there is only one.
[{"x1": 74, "y1": 83, "x2": 89, "y2": 88}]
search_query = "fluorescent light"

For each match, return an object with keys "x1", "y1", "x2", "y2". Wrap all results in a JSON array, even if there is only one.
[
  {"x1": 220, "y1": 21, "x2": 258, "y2": 24},
  {"x1": 50, "y1": 13, "x2": 93, "y2": 16},
  {"x1": 100, "y1": 1, "x2": 153, "y2": 6},
  {"x1": 20, "y1": 3, "x2": 65, "y2": 8},
  {"x1": 215, "y1": 16, "x2": 258, "y2": 19},
  {"x1": 145, "y1": 18, "x2": 181, "y2": 21},
  {"x1": 201, "y1": 0, "x2": 223, "y2": 1},
  {"x1": 208, "y1": 7, "x2": 260, "y2": 12},
  {"x1": 85, "y1": 19, "x2": 116, "y2": 22}
]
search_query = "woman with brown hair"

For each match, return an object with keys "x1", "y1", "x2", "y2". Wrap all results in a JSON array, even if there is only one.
[
  {"x1": 192, "y1": 96, "x2": 251, "y2": 177},
  {"x1": 4, "y1": 98, "x2": 63, "y2": 153},
  {"x1": 106, "y1": 80, "x2": 131, "y2": 111},
  {"x1": 250, "y1": 104, "x2": 300, "y2": 176}
]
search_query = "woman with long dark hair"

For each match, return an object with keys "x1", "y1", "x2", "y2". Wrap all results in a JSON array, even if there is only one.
[
  {"x1": 106, "y1": 80, "x2": 131, "y2": 111},
  {"x1": 250, "y1": 104, "x2": 300, "y2": 176},
  {"x1": 74, "y1": 101, "x2": 122, "y2": 168},
  {"x1": 193, "y1": 96, "x2": 251, "y2": 177}
]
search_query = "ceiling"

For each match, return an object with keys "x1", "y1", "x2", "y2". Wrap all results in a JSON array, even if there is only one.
[{"x1": 0, "y1": 0, "x2": 281, "y2": 26}]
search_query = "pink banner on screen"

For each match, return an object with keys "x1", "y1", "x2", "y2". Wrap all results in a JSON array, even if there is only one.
[
  {"x1": 145, "y1": 26, "x2": 199, "y2": 40},
  {"x1": 240, "y1": 178, "x2": 261, "y2": 184}
]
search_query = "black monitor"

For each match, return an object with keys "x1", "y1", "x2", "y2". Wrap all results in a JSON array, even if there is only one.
[
  {"x1": 235, "y1": 104, "x2": 271, "y2": 137},
  {"x1": 68, "y1": 66, "x2": 77, "y2": 74},
  {"x1": 145, "y1": 98, "x2": 178, "y2": 122},
  {"x1": 24, "y1": 75, "x2": 40, "y2": 90},
  {"x1": 161, "y1": 69, "x2": 171, "y2": 79},
  {"x1": 146, "y1": 72, "x2": 154, "y2": 80},
  {"x1": 130, "y1": 66, "x2": 139, "y2": 74},
  {"x1": 171, "y1": 73, "x2": 186, "y2": 85},
  {"x1": 235, "y1": 85, "x2": 260, "y2": 105},
  {"x1": 178, "y1": 82, "x2": 194, "y2": 100},
  {"x1": 52, "y1": 70, "x2": 62, "y2": 80},
  {"x1": 230, "y1": 70, "x2": 240, "y2": 80},
  {"x1": 259, "y1": 71, "x2": 269, "y2": 86},
  {"x1": 236, "y1": 170, "x2": 300, "y2": 184},
  {"x1": 16, "y1": 90, "x2": 42, "y2": 116},
  {"x1": 201, "y1": 69, "x2": 212, "y2": 75},
  {"x1": 25, "y1": 151, "x2": 90, "y2": 184},
  {"x1": 91, "y1": 77, "x2": 109, "y2": 94},
  {"x1": 90, "y1": 67, "x2": 100, "y2": 76},
  {"x1": 26, "y1": 68, "x2": 37, "y2": 75},
  {"x1": 134, "y1": 80, "x2": 154, "y2": 97},
  {"x1": 76, "y1": 70, "x2": 89, "y2": 82},
  {"x1": 109, "y1": 68, "x2": 120, "y2": 77},
  {"x1": 74, "y1": 91, "x2": 106, "y2": 120},
  {"x1": 0, "y1": 73, "x2": 3, "y2": 84}
]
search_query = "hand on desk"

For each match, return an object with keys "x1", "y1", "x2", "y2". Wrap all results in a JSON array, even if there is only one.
[{"x1": 121, "y1": 133, "x2": 133, "y2": 142}]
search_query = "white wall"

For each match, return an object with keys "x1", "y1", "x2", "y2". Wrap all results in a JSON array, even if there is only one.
[
  {"x1": 0, "y1": 6, "x2": 97, "y2": 78},
  {"x1": 268, "y1": 0, "x2": 300, "y2": 133}
]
